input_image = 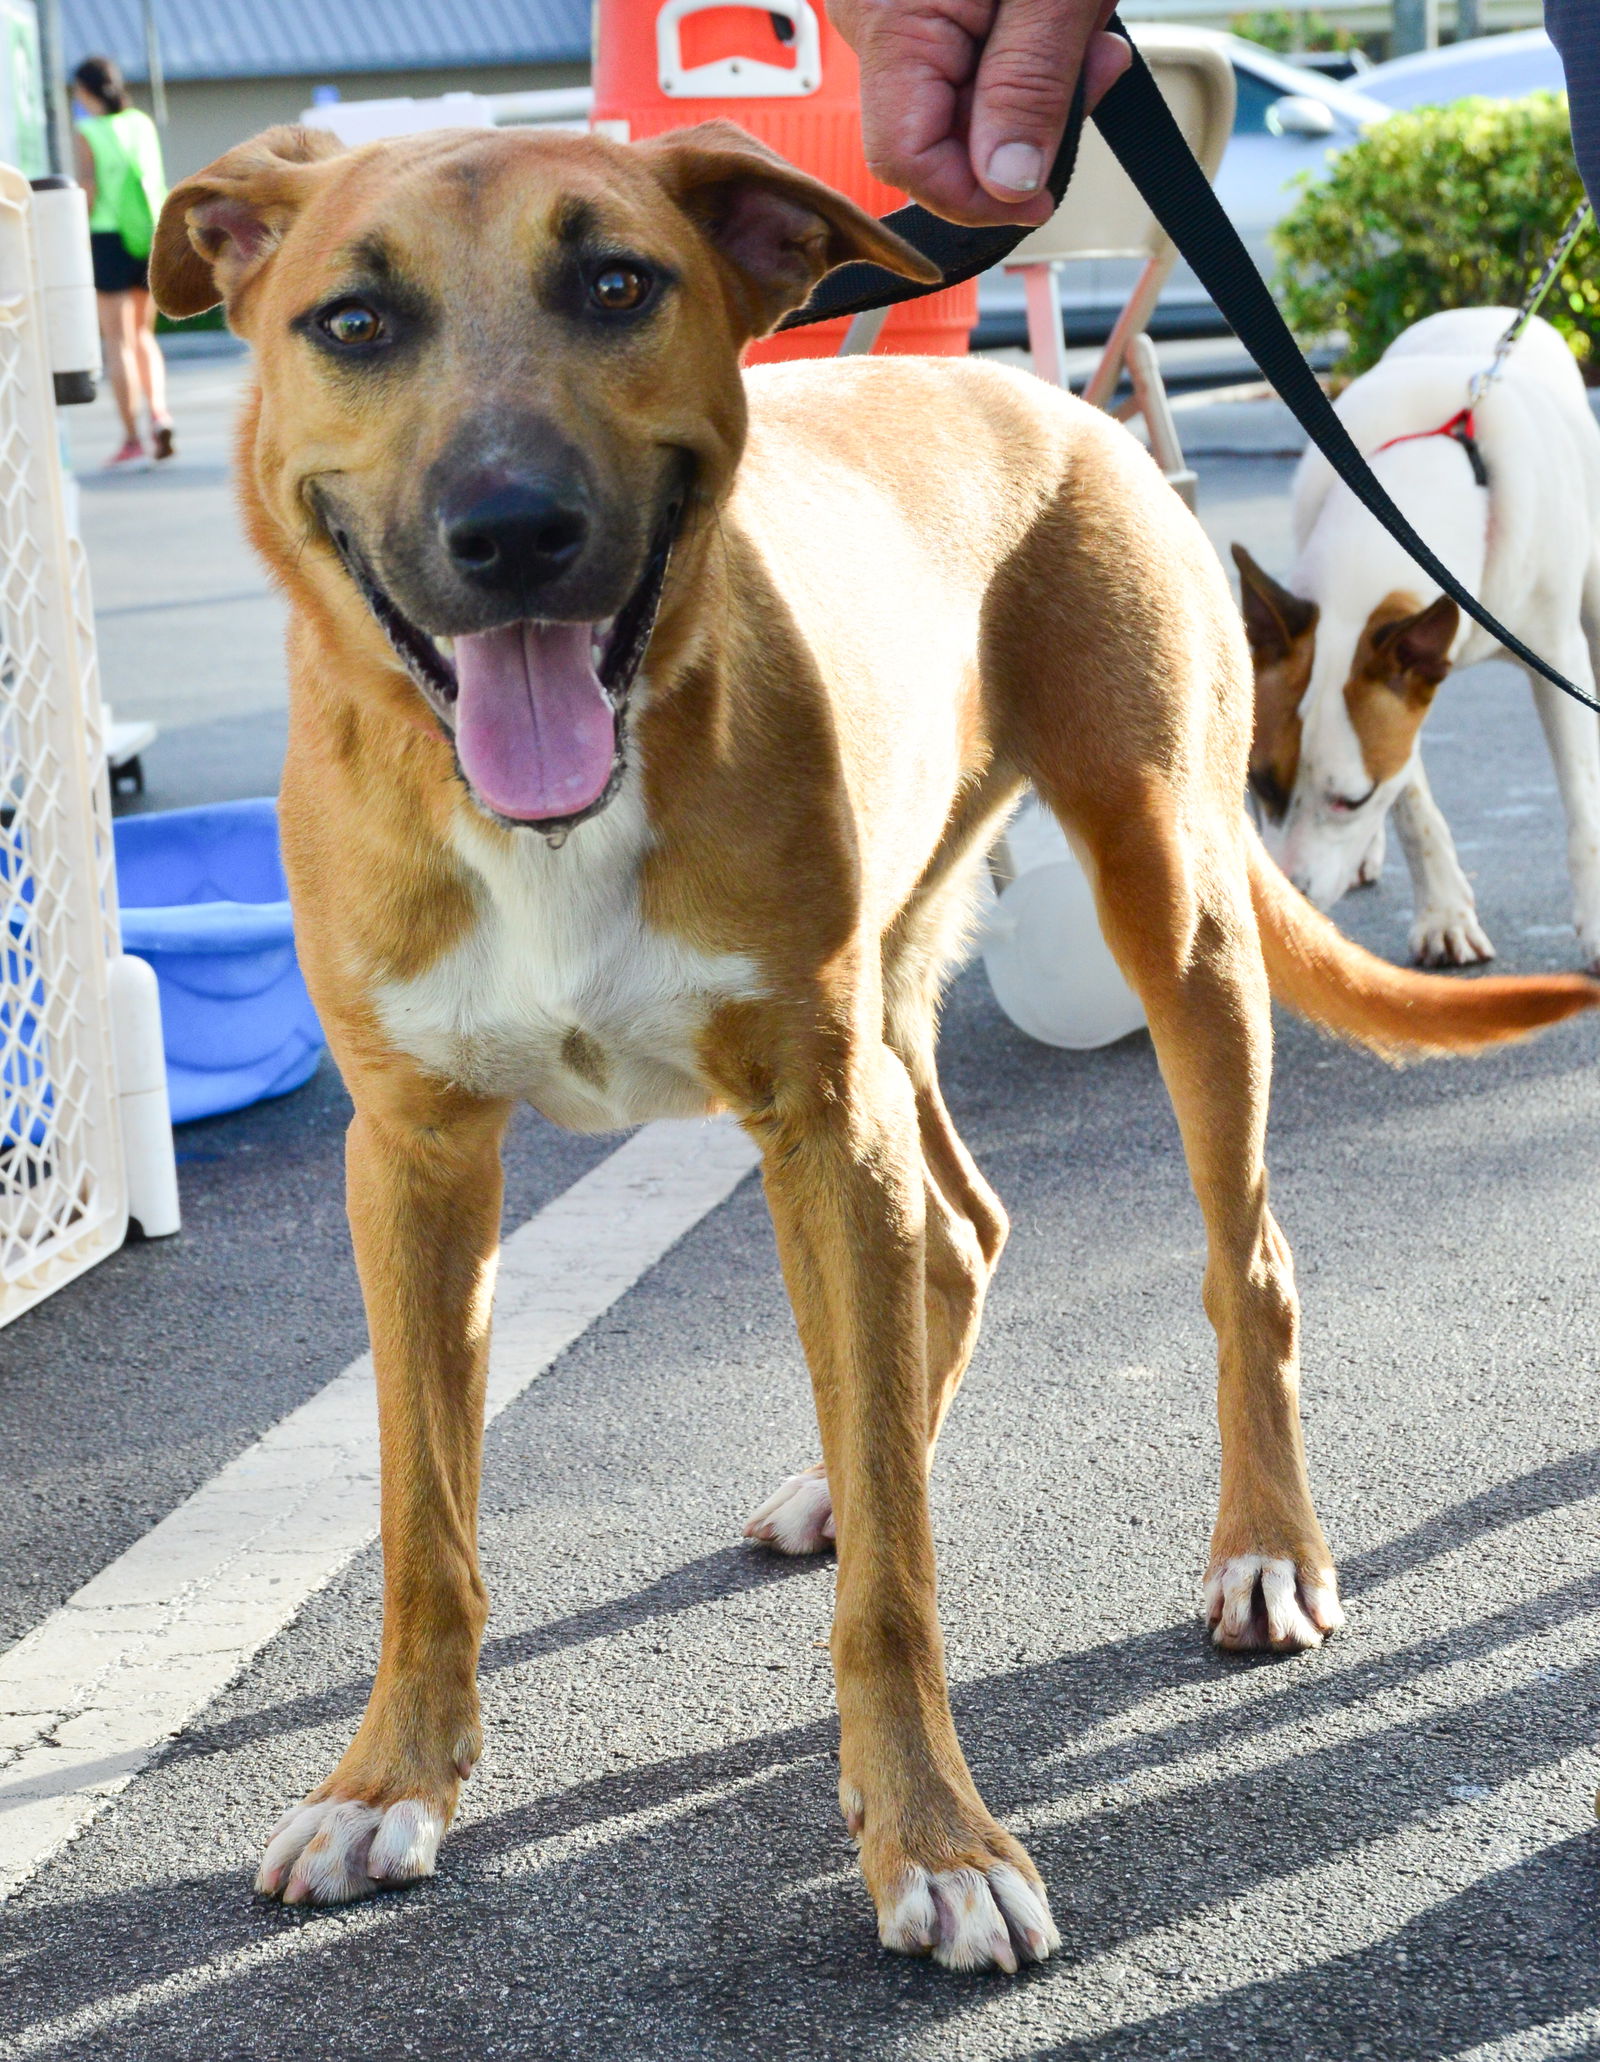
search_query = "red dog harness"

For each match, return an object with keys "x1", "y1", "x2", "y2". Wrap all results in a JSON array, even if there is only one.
[{"x1": 1373, "y1": 407, "x2": 1489, "y2": 488}]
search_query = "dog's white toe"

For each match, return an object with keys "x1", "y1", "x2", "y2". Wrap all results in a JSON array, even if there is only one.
[
  {"x1": 880, "y1": 1861, "x2": 1059, "y2": 1973},
  {"x1": 256, "y1": 1794, "x2": 444, "y2": 1904},
  {"x1": 1205, "y1": 1554, "x2": 1343, "y2": 1653},
  {"x1": 743, "y1": 1464, "x2": 835, "y2": 1555},
  {"x1": 1410, "y1": 908, "x2": 1494, "y2": 967}
]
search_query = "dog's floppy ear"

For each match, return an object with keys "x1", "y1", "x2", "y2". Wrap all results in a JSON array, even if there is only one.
[
  {"x1": 1345, "y1": 593, "x2": 1460, "y2": 783},
  {"x1": 151, "y1": 125, "x2": 346, "y2": 320},
  {"x1": 1232, "y1": 544, "x2": 1318, "y2": 660},
  {"x1": 1369, "y1": 594, "x2": 1459, "y2": 697},
  {"x1": 643, "y1": 121, "x2": 942, "y2": 337}
]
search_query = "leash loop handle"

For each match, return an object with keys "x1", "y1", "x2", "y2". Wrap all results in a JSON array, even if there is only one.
[{"x1": 776, "y1": 75, "x2": 1089, "y2": 330}]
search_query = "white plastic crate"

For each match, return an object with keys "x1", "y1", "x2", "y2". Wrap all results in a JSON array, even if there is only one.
[{"x1": 0, "y1": 161, "x2": 128, "y2": 1323}]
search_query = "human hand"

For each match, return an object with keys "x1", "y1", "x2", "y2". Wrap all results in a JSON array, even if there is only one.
[{"x1": 829, "y1": 0, "x2": 1132, "y2": 227}]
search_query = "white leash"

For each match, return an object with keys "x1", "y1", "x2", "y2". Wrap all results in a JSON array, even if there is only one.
[{"x1": 1467, "y1": 199, "x2": 1594, "y2": 407}]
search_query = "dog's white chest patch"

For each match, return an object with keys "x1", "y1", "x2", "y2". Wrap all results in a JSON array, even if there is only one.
[{"x1": 374, "y1": 786, "x2": 759, "y2": 1132}]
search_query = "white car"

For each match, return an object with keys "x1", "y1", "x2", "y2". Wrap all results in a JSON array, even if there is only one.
[
  {"x1": 975, "y1": 35, "x2": 1391, "y2": 346},
  {"x1": 1359, "y1": 29, "x2": 1564, "y2": 111}
]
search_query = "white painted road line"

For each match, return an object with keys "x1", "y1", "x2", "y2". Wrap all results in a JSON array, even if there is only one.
[{"x1": 0, "y1": 1116, "x2": 760, "y2": 1901}]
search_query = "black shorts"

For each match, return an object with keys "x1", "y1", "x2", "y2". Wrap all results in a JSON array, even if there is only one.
[{"x1": 90, "y1": 231, "x2": 147, "y2": 295}]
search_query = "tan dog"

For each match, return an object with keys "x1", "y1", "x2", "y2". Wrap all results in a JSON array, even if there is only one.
[{"x1": 152, "y1": 123, "x2": 1597, "y2": 1973}]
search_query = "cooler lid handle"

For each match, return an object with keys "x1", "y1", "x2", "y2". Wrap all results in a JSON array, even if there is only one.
[{"x1": 657, "y1": 0, "x2": 821, "y2": 99}]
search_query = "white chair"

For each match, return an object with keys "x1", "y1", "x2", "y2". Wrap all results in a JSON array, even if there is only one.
[{"x1": 1006, "y1": 27, "x2": 1236, "y2": 508}]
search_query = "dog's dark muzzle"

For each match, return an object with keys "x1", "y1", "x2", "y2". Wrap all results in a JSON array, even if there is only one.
[{"x1": 315, "y1": 483, "x2": 687, "y2": 837}]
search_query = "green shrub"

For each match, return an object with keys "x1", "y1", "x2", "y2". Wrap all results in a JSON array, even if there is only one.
[
  {"x1": 1229, "y1": 12, "x2": 1360, "y2": 54},
  {"x1": 1273, "y1": 91, "x2": 1599, "y2": 379}
]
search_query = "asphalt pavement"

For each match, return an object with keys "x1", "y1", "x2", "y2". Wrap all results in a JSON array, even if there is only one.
[{"x1": 4, "y1": 348, "x2": 1600, "y2": 2059}]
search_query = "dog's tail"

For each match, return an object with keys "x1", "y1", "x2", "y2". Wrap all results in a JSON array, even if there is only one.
[{"x1": 1247, "y1": 830, "x2": 1600, "y2": 1059}]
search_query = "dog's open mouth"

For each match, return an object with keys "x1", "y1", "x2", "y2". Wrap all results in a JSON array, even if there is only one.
[{"x1": 327, "y1": 506, "x2": 681, "y2": 834}]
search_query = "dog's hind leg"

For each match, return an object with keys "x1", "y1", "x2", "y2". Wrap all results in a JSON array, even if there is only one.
[
  {"x1": 1528, "y1": 620, "x2": 1600, "y2": 973},
  {"x1": 743, "y1": 1068, "x2": 1005, "y2": 1555},
  {"x1": 1042, "y1": 776, "x2": 1342, "y2": 1653},
  {"x1": 730, "y1": 995, "x2": 1056, "y2": 1970},
  {"x1": 255, "y1": 1066, "x2": 510, "y2": 1905},
  {"x1": 745, "y1": 889, "x2": 1008, "y2": 1557}
]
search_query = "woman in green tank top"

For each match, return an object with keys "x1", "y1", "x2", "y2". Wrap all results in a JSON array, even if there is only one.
[{"x1": 71, "y1": 54, "x2": 175, "y2": 470}]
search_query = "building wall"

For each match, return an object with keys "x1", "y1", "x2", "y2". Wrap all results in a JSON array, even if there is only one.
[{"x1": 121, "y1": 62, "x2": 588, "y2": 181}]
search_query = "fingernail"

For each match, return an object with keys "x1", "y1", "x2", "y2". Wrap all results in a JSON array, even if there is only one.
[{"x1": 986, "y1": 142, "x2": 1043, "y2": 194}]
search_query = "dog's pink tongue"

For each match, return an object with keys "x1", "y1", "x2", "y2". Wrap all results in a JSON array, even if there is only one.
[{"x1": 452, "y1": 621, "x2": 614, "y2": 822}]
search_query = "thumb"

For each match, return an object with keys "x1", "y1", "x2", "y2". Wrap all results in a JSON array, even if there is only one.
[{"x1": 968, "y1": 4, "x2": 1129, "y2": 219}]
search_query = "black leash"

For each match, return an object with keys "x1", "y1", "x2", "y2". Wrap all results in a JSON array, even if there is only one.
[
  {"x1": 782, "y1": 16, "x2": 1600, "y2": 716},
  {"x1": 777, "y1": 76, "x2": 1089, "y2": 329}
]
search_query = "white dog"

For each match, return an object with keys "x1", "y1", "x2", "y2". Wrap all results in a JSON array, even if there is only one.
[{"x1": 1235, "y1": 307, "x2": 1600, "y2": 970}]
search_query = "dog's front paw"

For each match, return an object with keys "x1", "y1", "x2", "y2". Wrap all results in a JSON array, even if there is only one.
[
  {"x1": 1409, "y1": 906, "x2": 1494, "y2": 967},
  {"x1": 879, "y1": 1860, "x2": 1058, "y2": 1973},
  {"x1": 850, "y1": 1784, "x2": 1058, "y2": 1973},
  {"x1": 743, "y1": 1463, "x2": 834, "y2": 1555},
  {"x1": 256, "y1": 1792, "x2": 450, "y2": 1905},
  {"x1": 1204, "y1": 1553, "x2": 1343, "y2": 1653},
  {"x1": 255, "y1": 1710, "x2": 479, "y2": 1905}
]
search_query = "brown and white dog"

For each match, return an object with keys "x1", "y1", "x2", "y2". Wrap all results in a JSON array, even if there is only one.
[
  {"x1": 151, "y1": 126, "x2": 1598, "y2": 1972},
  {"x1": 1237, "y1": 308, "x2": 1600, "y2": 971}
]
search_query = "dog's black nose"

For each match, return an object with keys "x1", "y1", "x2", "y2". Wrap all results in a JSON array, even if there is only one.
[{"x1": 441, "y1": 482, "x2": 591, "y2": 594}]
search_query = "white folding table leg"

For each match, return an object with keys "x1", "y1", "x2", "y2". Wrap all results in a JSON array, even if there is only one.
[
  {"x1": 1128, "y1": 330, "x2": 1197, "y2": 509},
  {"x1": 1015, "y1": 261, "x2": 1070, "y2": 387},
  {"x1": 838, "y1": 306, "x2": 889, "y2": 355},
  {"x1": 1081, "y1": 249, "x2": 1175, "y2": 410}
]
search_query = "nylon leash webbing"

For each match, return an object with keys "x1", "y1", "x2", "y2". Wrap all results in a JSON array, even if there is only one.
[
  {"x1": 782, "y1": 17, "x2": 1600, "y2": 715},
  {"x1": 776, "y1": 75, "x2": 1088, "y2": 328}
]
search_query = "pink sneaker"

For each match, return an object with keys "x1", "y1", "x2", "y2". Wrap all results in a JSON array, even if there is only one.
[{"x1": 104, "y1": 437, "x2": 147, "y2": 471}]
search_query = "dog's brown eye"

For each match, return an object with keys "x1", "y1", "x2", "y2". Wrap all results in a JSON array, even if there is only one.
[
  {"x1": 322, "y1": 303, "x2": 383, "y2": 346},
  {"x1": 590, "y1": 264, "x2": 651, "y2": 313}
]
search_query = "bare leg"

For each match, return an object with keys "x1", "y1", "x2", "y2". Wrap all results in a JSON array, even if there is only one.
[
  {"x1": 1392, "y1": 761, "x2": 1493, "y2": 967},
  {"x1": 255, "y1": 1066, "x2": 511, "y2": 1904},
  {"x1": 96, "y1": 291, "x2": 138, "y2": 442},
  {"x1": 128, "y1": 288, "x2": 171, "y2": 442}
]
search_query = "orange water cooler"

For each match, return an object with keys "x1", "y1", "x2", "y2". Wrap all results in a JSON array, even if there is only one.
[{"x1": 591, "y1": 0, "x2": 976, "y2": 363}]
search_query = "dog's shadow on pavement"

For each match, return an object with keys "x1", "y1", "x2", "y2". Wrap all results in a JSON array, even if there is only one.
[
  {"x1": 10, "y1": 1458, "x2": 1600, "y2": 2059},
  {"x1": 155, "y1": 1540, "x2": 823, "y2": 1768}
]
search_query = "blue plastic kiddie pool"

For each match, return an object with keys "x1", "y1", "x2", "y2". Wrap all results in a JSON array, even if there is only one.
[{"x1": 114, "y1": 799, "x2": 325, "y2": 1124}]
